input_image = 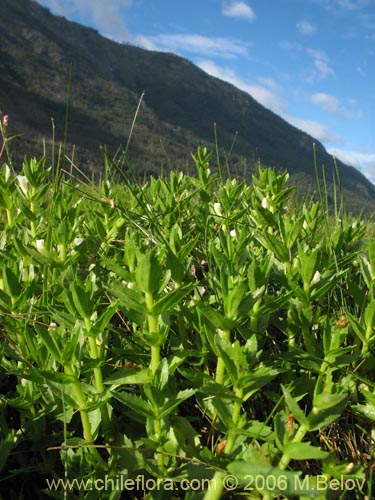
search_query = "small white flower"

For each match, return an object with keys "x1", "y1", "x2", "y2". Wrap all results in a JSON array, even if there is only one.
[
  {"x1": 311, "y1": 270, "x2": 321, "y2": 284},
  {"x1": 4, "y1": 164, "x2": 11, "y2": 182},
  {"x1": 36, "y1": 239, "x2": 45, "y2": 253},
  {"x1": 230, "y1": 229, "x2": 236, "y2": 238},
  {"x1": 74, "y1": 237, "x2": 83, "y2": 246},
  {"x1": 213, "y1": 202, "x2": 222, "y2": 216},
  {"x1": 261, "y1": 197, "x2": 270, "y2": 210},
  {"x1": 17, "y1": 175, "x2": 31, "y2": 197}
]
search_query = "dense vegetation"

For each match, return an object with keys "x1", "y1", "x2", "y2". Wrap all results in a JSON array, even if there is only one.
[
  {"x1": 1, "y1": 0, "x2": 375, "y2": 215},
  {"x1": 1, "y1": 127, "x2": 375, "y2": 499}
]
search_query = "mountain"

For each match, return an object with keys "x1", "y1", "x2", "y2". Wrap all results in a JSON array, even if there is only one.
[{"x1": 1, "y1": 0, "x2": 374, "y2": 214}]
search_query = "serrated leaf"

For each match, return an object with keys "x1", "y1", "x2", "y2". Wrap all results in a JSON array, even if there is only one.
[
  {"x1": 159, "y1": 389, "x2": 197, "y2": 419},
  {"x1": 111, "y1": 391, "x2": 153, "y2": 418}
]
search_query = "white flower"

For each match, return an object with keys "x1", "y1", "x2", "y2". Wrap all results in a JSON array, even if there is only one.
[
  {"x1": 230, "y1": 229, "x2": 236, "y2": 238},
  {"x1": 261, "y1": 197, "x2": 270, "y2": 210},
  {"x1": 311, "y1": 270, "x2": 321, "y2": 284},
  {"x1": 17, "y1": 175, "x2": 31, "y2": 197},
  {"x1": 213, "y1": 202, "x2": 222, "y2": 216},
  {"x1": 74, "y1": 237, "x2": 83, "y2": 246},
  {"x1": 36, "y1": 239, "x2": 45, "y2": 253}
]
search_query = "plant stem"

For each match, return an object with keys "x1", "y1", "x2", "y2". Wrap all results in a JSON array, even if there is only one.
[
  {"x1": 205, "y1": 379, "x2": 244, "y2": 500},
  {"x1": 225, "y1": 386, "x2": 244, "y2": 454},
  {"x1": 144, "y1": 291, "x2": 165, "y2": 475},
  {"x1": 64, "y1": 364, "x2": 107, "y2": 468},
  {"x1": 215, "y1": 329, "x2": 230, "y2": 384},
  {"x1": 145, "y1": 292, "x2": 160, "y2": 375},
  {"x1": 85, "y1": 318, "x2": 113, "y2": 442},
  {"x1": 278, "y1": 424, "x2": 308, "y2": 470}
]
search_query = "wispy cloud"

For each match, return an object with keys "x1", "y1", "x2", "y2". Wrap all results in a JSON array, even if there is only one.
[
  {"x1": 328, "y1": 148, "x2": 375, "y2": 184},
  {"x1": 289, "y1": 117, "x2": 344, "y2": 144},
  {"x1": 297, "y1": 20, "x2": 317, "y2": 35},
  {"x1": 197, "y1": 59, "x2": 285, "y2": 115},
  {"x1": 310, "y1": 0, "x2": 372, "y2": 11},
  {"x1": 311, "y1": 92, "x2": 356, "y2": 118},
  {"x1": 38, "y1": 0, "x2": 132, "y2": 41},
  {"x1": 135, "y1": 33, "x2": 250, "y2": 58},
  {"x1": 280, "y1": 43, "x2": 335, "y2": 82},
  {"x1": 306, "y1": 48, "x2": 335, "y2": 81},
  {"x1": 222, "y1": 1, "x2": 256, "y2": 21}
]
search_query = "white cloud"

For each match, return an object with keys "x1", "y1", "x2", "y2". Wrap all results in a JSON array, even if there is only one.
[
  {"x1": 135, "y1": 34, "x2": 250, "y2": 58},
  {"x1": 197, "y1": 59, "x2": 286, "y2": 115},
  {"x1": 37, "y1": 0, "x2": 132, "y2": 41},
  {"x1": 310, "y1": 0, "x2": 372, "y2": 10},
  {"x1": 311, "y1": 92, "x2": 354, "y2": 118},
  {"x1": 328, "y1": 148, "x2": 375, "y2": 184},
  {"x1": 297, "y1": 20, "x2": 317, "y2": 35},
  {"x1": 222, "y1": 1, "x2": 256, "y2": 21},
  {"x1": 289, "y1": 117, "x2": 344, "y2": 144},
  {"x1": 306, "y1": 48, "x2": 335, "y2": 81},
  {"x1": 280, "y1": 43, "x2": 334, "y2": 81}
]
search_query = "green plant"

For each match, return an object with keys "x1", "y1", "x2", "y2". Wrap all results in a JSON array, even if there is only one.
[{"x1": 0, "y1": 147, "x2": 374, "y2": 500}]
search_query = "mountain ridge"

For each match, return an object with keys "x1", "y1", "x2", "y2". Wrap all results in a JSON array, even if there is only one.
[{"x1": 1, "y1": 0, "x2": 374, "y2": 213}]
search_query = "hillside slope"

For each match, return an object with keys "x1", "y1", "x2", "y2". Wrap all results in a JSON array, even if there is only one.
[{"x1": 0, "y1": 0, "x2": 374, "y2": 213}]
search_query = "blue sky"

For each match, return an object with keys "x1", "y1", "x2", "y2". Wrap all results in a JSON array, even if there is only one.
[{"x1": 36, "y1": 0, "x2": 375, "y2": 184}]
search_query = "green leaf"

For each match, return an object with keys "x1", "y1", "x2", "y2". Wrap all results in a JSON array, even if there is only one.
[
  {"x1": 69, "y1": 281, "x2": 93, "y2": 320},
  {"x1": 282, "y1": 385, "x2": 309, "y2": 428},
  {"x1": 351, "y1": 403, "x2": 375, "y2": 421},
  {"x1": 90, "y1": 300, "x2": 119, "y2": 336},
  {"x1": 254, "y1": 231, "x2": 289, "y2": 262},
  {"x1": 104, "y1": 368, "x2": 152, "y2": 386},
  {"x1": 198, "y1": 304, "x2": 237, "y2": 331},
  {"x1": 2, "y1": 267, "x2": 21, "y2": 298},
  {"x1": 242, "y1": 365, "x2": 281, "y2": 400},
  {"x1": 109, "y1": 283, "x2": 147, "y2": 315},
  {"x1": 298, "y1": 243, "x2": 319, "y2": 285},
  {"x1": 159, "y1": 389, "x2": 197, "y2": 419},
  {"x1": 150, "y1": 283, "x2": 195, "y2": 315},
  {"x1": 111, "y1": 391, "x2": 153, "y2": 419},
  {"x1": 34, "y1": 324, "x2": 62, "y2": 362},
  {"x1": 284, "y1": 442, "x2": 329, "y2": 460},
  {"x1": 135, "y1": 249, "x2": 164, "y2": 294},
  {"x1": 224, "y1": 281, "x2": 247, "y2": 320},
  {"x1": 364, "y1": 300, "x2": 375, "y2": 334},
  {"x1": 308, "y1": 392, "x2": 348, "y2": 430},
  {"x1": 0, "y1": 431, "x2": 18, "y2": 473},
  {"x1": 227, "y1": 462, "x2": 323, "y2": 497}
]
